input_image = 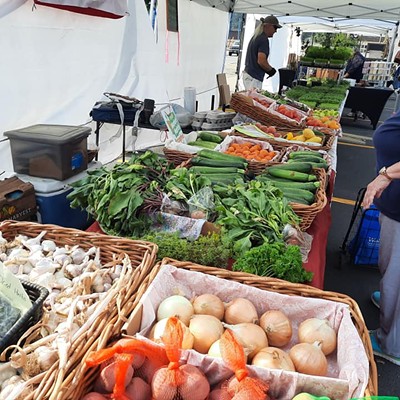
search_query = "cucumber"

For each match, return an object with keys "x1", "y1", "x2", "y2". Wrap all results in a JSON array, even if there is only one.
[
  {"x1": 188, "y1": 140, "x2": 217, "y2": 149},
  {"x1": 289, "y1": 151, "x2": 323, "y2": 159},
  {"x1": 288, "y1": 154, "x2": 325, "y2": 164},
  {"x1": 285, "y1": 196, "x2": 311, "y2": 205},
  {"x1": 267, "y1": 168, "x2": 317, "y2": 182},
  {"x1": 190, "y1": 166, "x2": 243, "y2": 174},
  {"x1": 198, "y1": 131, "x2": 223, "y2": 143},
  {"x1": 191, "y1": 157, "x2": 246, "y2": 169},
  {"x1": 277, "y1": 187, "x2": 315, "y2": 203},
  {"x1": 268, "y1": 162, "x2": 312, "y2": 173},
  {"x1": 288, "y1": 159, "x2": 328, "y2": 170},
  {"x1": 198, "y1": 149, "x2": 247, "y2": 163},
  {"x1": 261, "y1": 178, "x2": 320, "y2": 192}
]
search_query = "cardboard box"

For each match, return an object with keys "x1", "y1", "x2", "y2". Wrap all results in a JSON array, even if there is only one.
[
  {"x1": 0, "y1": 177, "x2": 37, "y2": 221},
  {"x1": 218, "y1": 84, "x2": 231, "y2": 106},
  {"x1": 315, "y1": 68, "x2": 340, "y2": 80},
  {"x1": 216, "y1": 73, "x2": 228, "y2": 86}
]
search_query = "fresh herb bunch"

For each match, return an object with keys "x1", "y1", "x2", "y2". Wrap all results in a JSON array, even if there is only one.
[
  {"x1": 140, "y1": 231, "x2": 233, "y2": 268},
  {"x1": 233, "y1": 242, "x2": 313, "y2": 283},
  {"x1": 67, "y1": 151, "x2": 174, "y2": 237},
  {"x1": 214, "y1": 180, "x2": 300, "y2": 256}
]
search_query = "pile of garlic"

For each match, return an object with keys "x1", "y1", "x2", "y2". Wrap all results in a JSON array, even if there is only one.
[{"x1": 0, "y1": 231, "x2": 133, "y2": 400}]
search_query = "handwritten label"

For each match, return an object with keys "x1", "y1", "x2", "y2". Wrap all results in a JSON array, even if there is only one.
[
  {"x1": 0, "y1": 261, "x2": 32, "y2": 315},
  {"x1": 161, "y1": 105, "x2": 184, "y2": 142}
]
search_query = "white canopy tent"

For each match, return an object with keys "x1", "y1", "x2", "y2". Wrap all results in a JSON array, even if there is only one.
[{"x1": 0, "y1": 0, "x2": 399, "y2": 169}]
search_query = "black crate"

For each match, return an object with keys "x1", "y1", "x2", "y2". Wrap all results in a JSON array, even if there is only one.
[{"x1": 0, "y1": 280, "x2": 49, "y2": 357}]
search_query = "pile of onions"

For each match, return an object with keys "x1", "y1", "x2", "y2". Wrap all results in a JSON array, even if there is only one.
[
  {"x1": 298, "y1": 318, "x2": 337, "y2": 355},
  {"x1": 223, "y1": 322, "x2": 268, "y2": 360},
  {"x1": 259, "y1": 310, "x2": 292, "y2": 347},
  {"x1": 224, "y1": 298, "x2": 259, "y2": 325},
  {"x1": 289, "y1": 342, "x2": 328, "y2": 376},
  {"x1": 189, "y1": 315, "x2": 224, "y2": 353},
  {"x1": 192, "y1": 293, "x2": 225, "y2": 320},
  {"x1": 251, "y1": 347, "x2": 295, "y2": 372},
  {"x1": 149, "y1": 318, "x2": 194, "y2": 350},
  {"x1": 156, "y1": 295, "x2": 194, "y2": 326}
]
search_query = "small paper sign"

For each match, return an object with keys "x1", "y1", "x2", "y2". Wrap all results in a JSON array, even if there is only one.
[
  {"x1": 161, "y1": 105, "x2": 184, "y2": 142},
  {"x1": 0, "y1": 261, "x2": 32, "y2": 315}
]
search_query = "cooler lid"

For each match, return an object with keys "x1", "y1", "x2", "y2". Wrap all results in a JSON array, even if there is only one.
[
  {"x1": 4, "y1": 124, "x2": 91, "y2": 144},
  {"x1": 17, "y1": 161, "x2": 102, "y2": 193}
]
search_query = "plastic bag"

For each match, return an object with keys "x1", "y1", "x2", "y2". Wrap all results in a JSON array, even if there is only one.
[
  {"x1": 282, "y1": 224, "x2": 313, "y2": 263},
  {"x1": 161, "y1": 194, "x2": 188, "y2": 216},
  {"x1": 150, "y1": 104, "x2": 194, "y2": 129},
  {"x1": 187, "y1": 187, "x2": 215, "y2": 220}
]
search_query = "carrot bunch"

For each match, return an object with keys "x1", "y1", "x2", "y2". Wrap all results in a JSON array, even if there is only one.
[{"x1": 225, "y1": 142, "x2": 276, "y2": 163}]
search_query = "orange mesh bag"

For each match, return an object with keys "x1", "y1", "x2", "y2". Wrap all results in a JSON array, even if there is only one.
[
  {"x1": 219, "y1": 329, "x2": 270, "y2": 400},
  {"x1": 84, "y1": 337, "x2": 168, "y2": 399},
  {"x1": 151, "y1": 317, "x2": 210, "y2": 400}
]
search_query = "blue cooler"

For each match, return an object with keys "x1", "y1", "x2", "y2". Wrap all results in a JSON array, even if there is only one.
[{"x1": 17, "y1": 162, "x2": 101, "y2": 230}]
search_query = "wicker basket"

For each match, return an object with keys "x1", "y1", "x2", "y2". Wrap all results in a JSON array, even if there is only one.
[
  {"x1": 158, "y1": 259, "x2": 378, "y2": 397},
  {"x1": 0, "y1": 220, "x2": 158, "y2": 400},
  {"x1": 163, "y1": 147, "x2": 193, "y2": 167},
  {"x1": 231, "y1": 92, "x2": 306, "y2": 130},
  {"x1": 289, "y1": 167, "x2": 328, "y2": 231}
]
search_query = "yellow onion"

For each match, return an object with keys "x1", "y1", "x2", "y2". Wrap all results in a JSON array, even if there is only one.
[
  {"x1": 156, "y1": 295, "x2": 194, "y2": 326},
  {"x1": 298, "y1": 318, "x2": 337, "y2": 355},
  {"x1": 149, "y1": 318, "x2": 194, "y2": 349},
  {"x1": 223, "y1": 323, "x2": 268, "y2": 360},
  {"x1": 193, "y1": 293, "x2": 225, "y2": 320},
  {"x1": 224, "y1": 298, "x2": 259, "y2": 325},
  {"x1": 189, "y1": 315, "x2": 224, "y2": 353},
  {"x1": 259, "y1": 310, "x2": 292, "y2": 347},
  {"x1": 207, "y1": 339, "x2": 222, "y2": 358},
  {"x1": 289, "y1": 342, "x2": 328, "y2": 376},
  {"x1": 251, "y1": 346, "x2": 295, "y2": 371}
]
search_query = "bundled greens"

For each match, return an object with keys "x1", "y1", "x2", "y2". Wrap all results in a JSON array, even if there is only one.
[
  {"x1": 233, "y1": 242, "x2": 313, "y2": 283},
  {"x1": 67, "y1": 151, "x2": 173, "y2": 237},
  {"x1": 214, "y1": 180, "x2": 300, "y2": 256}
]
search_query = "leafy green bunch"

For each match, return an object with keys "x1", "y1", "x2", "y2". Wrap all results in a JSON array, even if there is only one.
[
  {"x1": 67, "y1": 151, "x2": 174, "y2": 236},
  {"x1": 233, "y1": 242, "x2": 313, "y2": 283},
  {"x1": 214, "y1": 180, "x2": 300, "y2": 256}
]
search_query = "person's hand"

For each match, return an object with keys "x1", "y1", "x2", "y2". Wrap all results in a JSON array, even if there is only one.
[
  {"x1": 267, "y1": 68, "x2": 277, "y2": 77},
  {"x1": 362, "y1": 175, "x2": 392, "y2": 209}
]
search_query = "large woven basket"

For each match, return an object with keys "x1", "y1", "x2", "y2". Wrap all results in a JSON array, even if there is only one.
[
  {"x1": 163, "y1": 147, "x2": 193, "y2": 167},
  {"x1": 231, "y1": 92, "x2": 306, "y2": 130},
  {"x1": 158, "y1": 259, "x2": 378, "y2": 397},
  {"x1": 0, "y1": 220, "x2": 158, "y2": 400},
  {"x1": 290, "y1": 167, "x2": 328, "y2": 231}
]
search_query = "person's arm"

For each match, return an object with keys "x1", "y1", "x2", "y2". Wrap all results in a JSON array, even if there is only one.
[
  {"x1": 257, "y1": 52, "x2": 276, "y2": 76},
  {"x1": 362, "y1": 162, "x2": 400, "y2": 209}
]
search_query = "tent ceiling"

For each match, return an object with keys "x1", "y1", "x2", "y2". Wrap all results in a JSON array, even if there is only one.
[{"x1": 196, "y1": 0, "x2": 400, "y2": 22}]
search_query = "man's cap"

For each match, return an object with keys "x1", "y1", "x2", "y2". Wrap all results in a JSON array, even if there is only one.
[{"x1": 261, "y1": 15, "x2": 282, "y2": 28}]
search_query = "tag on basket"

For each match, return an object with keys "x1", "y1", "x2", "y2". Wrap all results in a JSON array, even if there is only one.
[
  {"x1": 161, "y1": 105, "x2": 184, "y2": 142},
  {"x1": 0, "y1": 261, "x2": 32, "y2": 315}
]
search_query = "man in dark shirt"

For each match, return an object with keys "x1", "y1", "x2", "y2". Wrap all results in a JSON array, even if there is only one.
[
  {"x1": 242, "y1": 15, "x2": 281, "y2": 90},
  {"x1": 344, "y1": 48, "x2": 365, "y2": 83}
]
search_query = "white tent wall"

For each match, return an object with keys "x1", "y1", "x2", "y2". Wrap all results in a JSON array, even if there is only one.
[{"x1": 0, "y1": 0, "x2": 229, "y2": 169}]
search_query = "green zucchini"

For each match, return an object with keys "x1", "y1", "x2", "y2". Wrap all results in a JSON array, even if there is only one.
[
  {"x1": 198, "y1": 131, "x2": 223, "y2": 143},
  {"x1": 191, "y1": 157, "x2": 246, "y2": 168},
  {"x1": 198, "y1": 149, "x2": 247, "y2": 163},
  {"x1": 289, "y1": 150, "x2": 323, "y2": 159},
  {"x1": 188, "y1": 140, "x2": 217, "y2": 149},
  {"x1": 278, "y1": 187, "x2": 315, "y2": 203},
  {"x1": 268, "y1": 162, "x2": 312, "y2": 173},
  {"x1": 261, "y1": 178, "x2": 320, "y2": 192},
  {"x1": 288, "y1": 159, "x2": 328, "y2": 170},
  {"x1": 284, "y1": 196, "x2": 311, "y2": 205},
  {"x1": 288, "y1": 154, "x2": 326, "y2": 164},
  {"x1": 190, "y1": 166, "x2": 243, "y2": 174},
  {"x1": 267, "y1": 168, "x2": 317, "y2": 182}
]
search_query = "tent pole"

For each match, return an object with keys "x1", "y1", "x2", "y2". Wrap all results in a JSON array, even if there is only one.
[
  {"x1": 235, "y1": 13, "x2": 246, "y2": 91},
  {"x1": 387, "y1": 22, "x2": 399, "y2": 62}
]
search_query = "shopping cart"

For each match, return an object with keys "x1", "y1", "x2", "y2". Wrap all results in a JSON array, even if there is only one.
[{"x1": 341, "y1": 187, "x2": 380, "y2": 266}]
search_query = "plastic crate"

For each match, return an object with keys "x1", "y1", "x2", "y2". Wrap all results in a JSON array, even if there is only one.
[{"x1": 0, "y1": 280, "x2": 49, "y2": 357}]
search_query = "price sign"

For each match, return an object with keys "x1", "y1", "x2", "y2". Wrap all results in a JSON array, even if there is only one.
[{"x1": 161, "y1": 105, "x2": 184, "y2": 142}]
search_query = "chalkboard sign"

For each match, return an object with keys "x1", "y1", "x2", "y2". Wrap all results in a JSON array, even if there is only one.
[{"x1": 166, "y1": 0, "x2": 178, "y2": 32}]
